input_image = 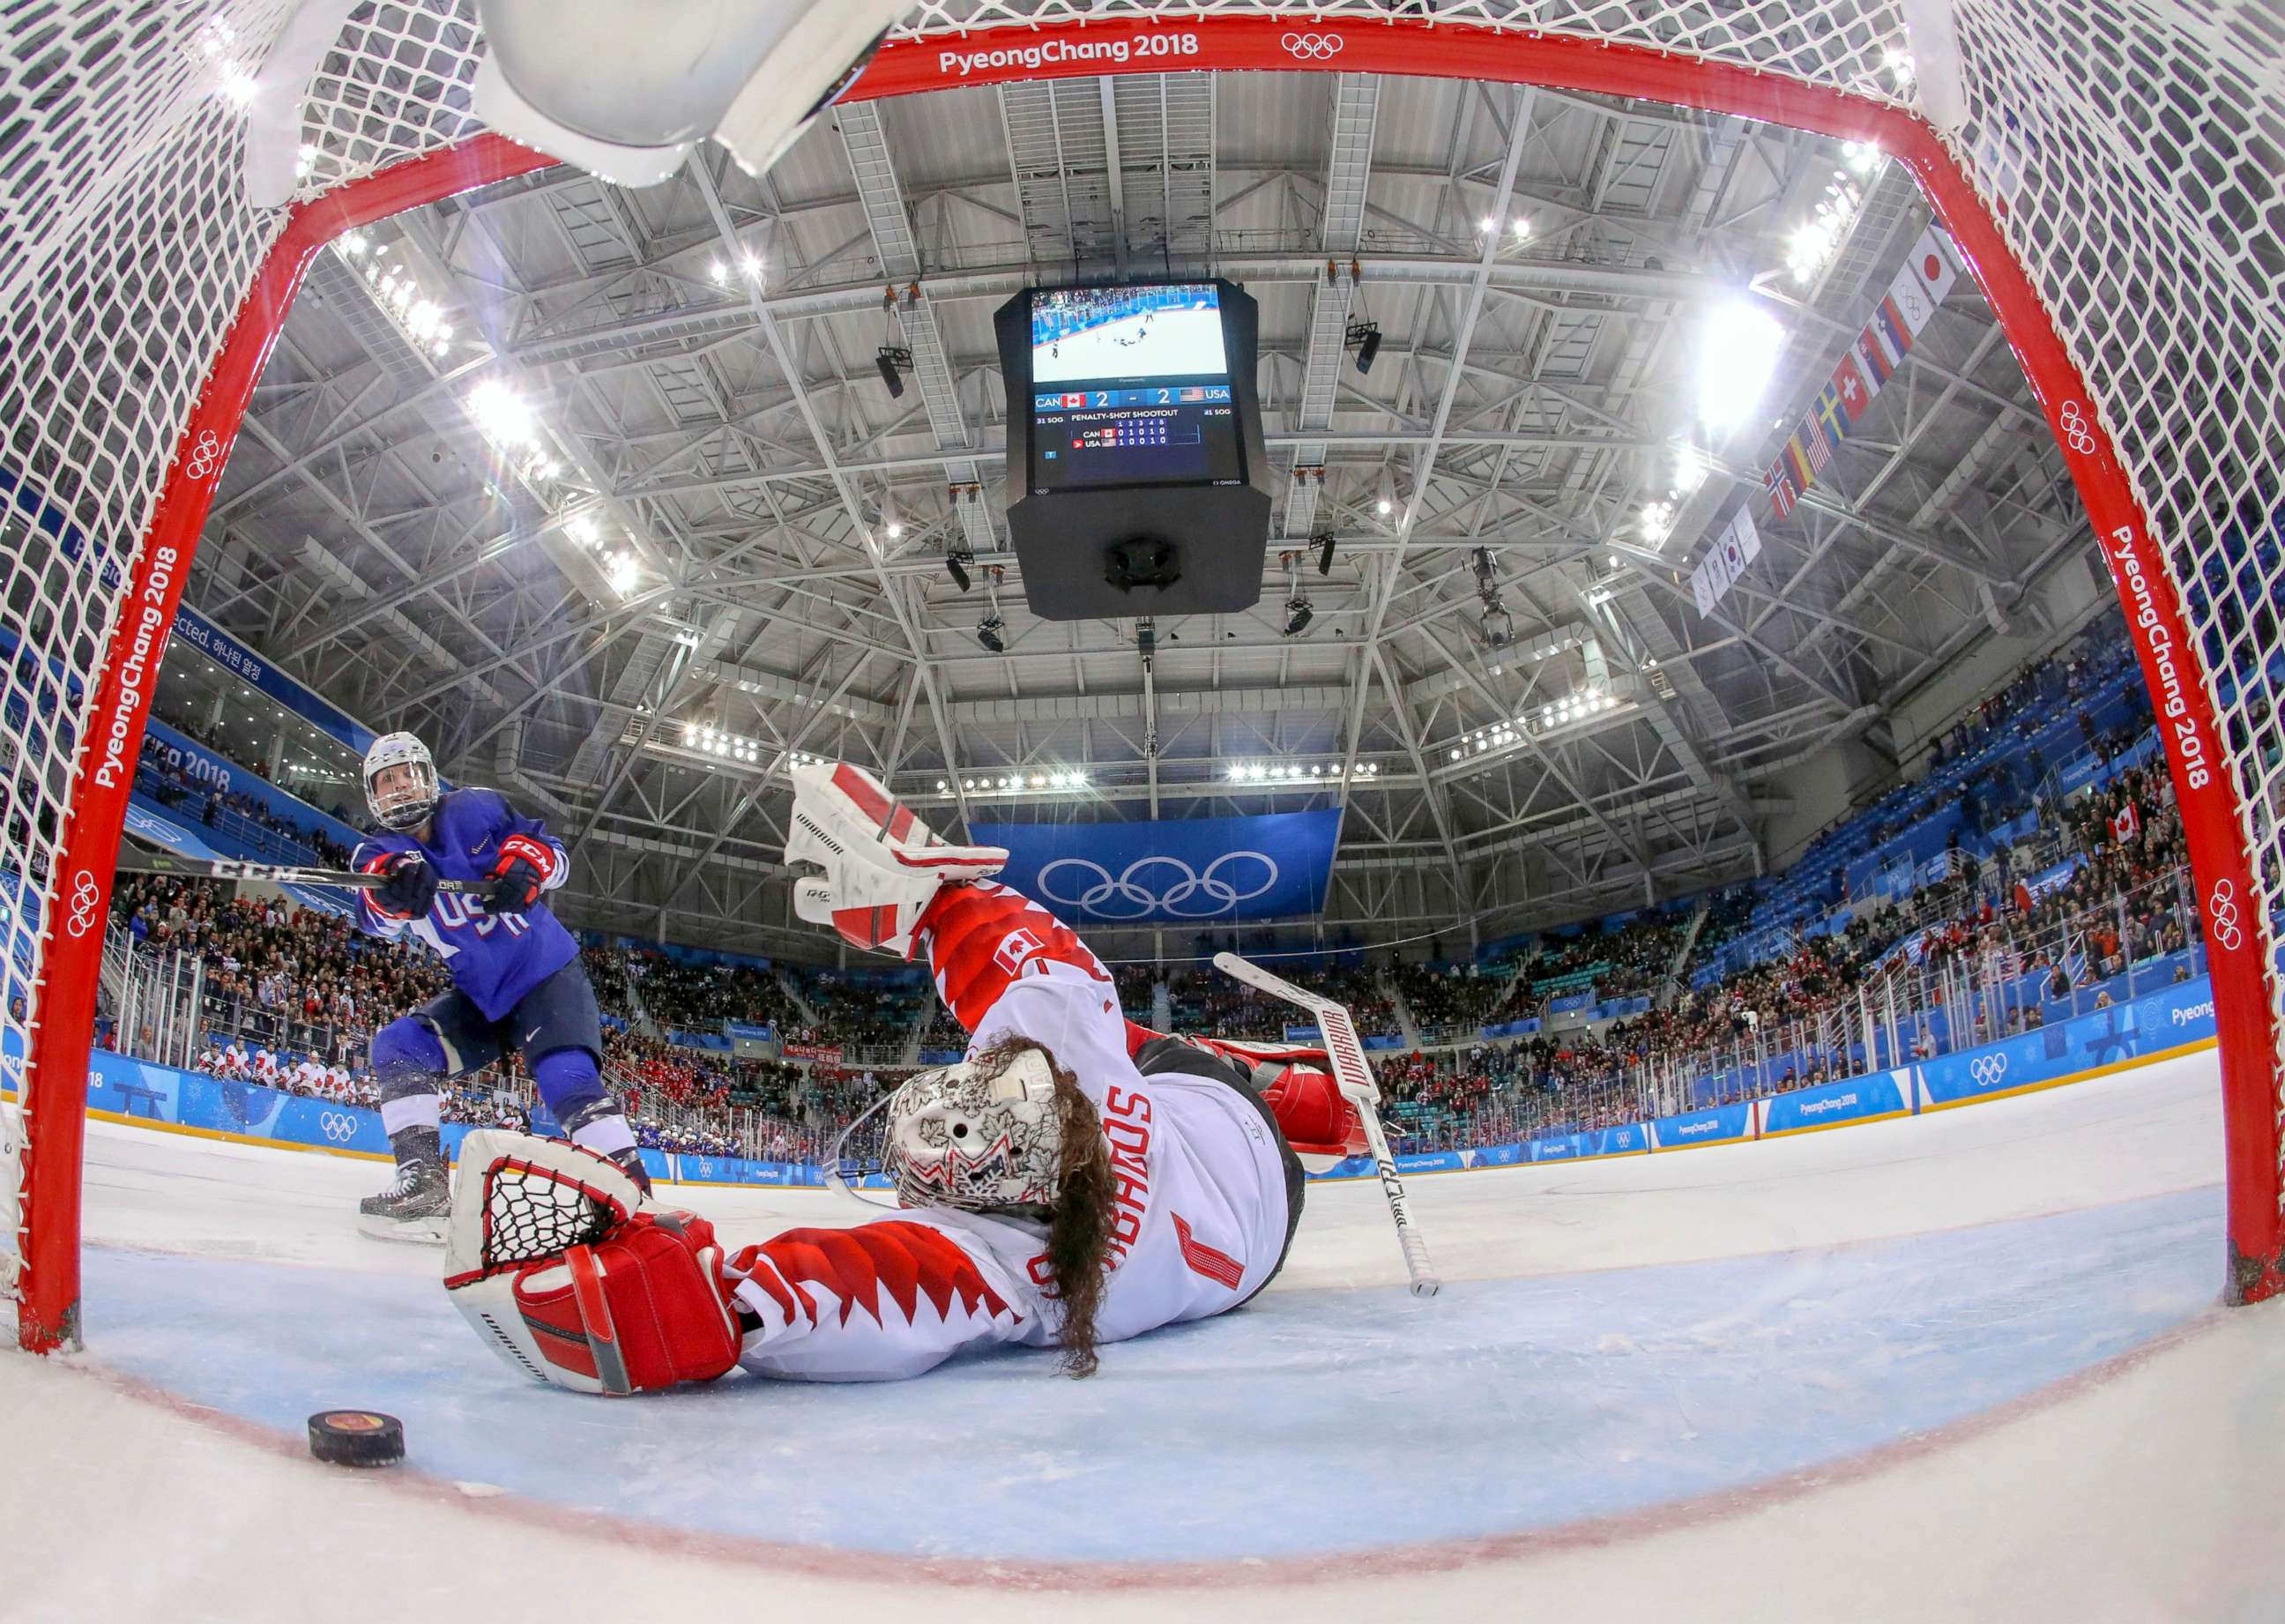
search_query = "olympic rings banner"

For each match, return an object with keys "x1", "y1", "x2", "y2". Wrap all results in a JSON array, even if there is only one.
[{"x1": 971, "y1": 809, "x2": 1341, "y2": 923}]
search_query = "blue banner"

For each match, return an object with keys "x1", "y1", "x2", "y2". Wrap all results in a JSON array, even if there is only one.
[
  {"x1": 171, "y1": 605, "x2": 379, "y2": 758},
  {"x1": 1760, "y1": 1069, "x2": 1913, "y2": 1136},
  {"x1": 122, "y1": 801, "x2": 354, "y2": 916},
  {"x1": 971, "y1": 808, "x2": 1340, "y2": 923},
  {"x1": 1650, "y1": 1103, "x2": 1753, "y2": 1151},
  {"x1": 144, "y1": 718, "x2": 363, "y2": 850}
]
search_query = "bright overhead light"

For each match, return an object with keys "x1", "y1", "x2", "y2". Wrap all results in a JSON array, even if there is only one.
[
  {"x1": 1673, "y1": 442, "x2": 1708, "y2": 495},
  {"x1": 708, "y1": 259, "x2": 727, "y2": 286},
  {"x1": 1697, "y1": 302, "x2": 1786, "y2": 435},
  {"x1": 606, "y1": 552, "x2": 639, "y2": 595},
  {"x1": 467, "y1": 379, "x2": 539, "y2": 449},
  {"x1": 741, "y1": 253, "x2": 763, "y2": 281},
  {"x1": 1512, "y1": 217, "x2": 1532, "y2": 238},
  {"x1": 1479, "y1": 215, "x2": 1498, "y2": 233}
]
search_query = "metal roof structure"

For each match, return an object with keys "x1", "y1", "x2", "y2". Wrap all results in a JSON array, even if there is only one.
[{"x1": 190, "y1": 65, "x2": 2082, "y2": 955}]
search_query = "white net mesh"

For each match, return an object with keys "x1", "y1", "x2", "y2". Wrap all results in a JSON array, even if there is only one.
[{"x1": 5, "y1": 0, "x2": 2282, "y2": 1336}]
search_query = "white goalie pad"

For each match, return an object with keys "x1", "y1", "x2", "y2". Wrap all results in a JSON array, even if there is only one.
[
  {"x1": 443, "y1": 1131, "x2": 656, "y2": 1390},
  {"x1": 469, "y1": 0, "x2": 904, "y2": 189},
  {"x1": 443, "y1": 1130, "x2": 651, "y2": 1289}
]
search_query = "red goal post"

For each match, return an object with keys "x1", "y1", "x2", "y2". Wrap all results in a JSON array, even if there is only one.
[{"x1": 6, "y1": 1, "x2": 2280, "y2": 1352}]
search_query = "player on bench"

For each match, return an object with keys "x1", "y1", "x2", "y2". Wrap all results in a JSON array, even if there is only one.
[{"x1": 443, "y1": 761, "x2": 1366, "y2": 1392}]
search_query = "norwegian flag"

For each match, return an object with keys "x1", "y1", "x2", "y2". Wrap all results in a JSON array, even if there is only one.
[{"x1": 1764, "y1": 457, "x2": 1799, "y2": 518}]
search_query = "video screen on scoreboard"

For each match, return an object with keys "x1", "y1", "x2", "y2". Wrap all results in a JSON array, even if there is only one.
[{"x1": 1025, "y1": 284, "x2": 1246, "y2": 494}]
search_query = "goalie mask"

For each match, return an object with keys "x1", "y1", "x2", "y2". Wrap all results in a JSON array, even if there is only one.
[
  {"x1": 882, "y1": 1046, "x2": 1063, "y2": 1213},
  {"x1": 363, "y1": 731, "x2": 439, "y2": 832}
]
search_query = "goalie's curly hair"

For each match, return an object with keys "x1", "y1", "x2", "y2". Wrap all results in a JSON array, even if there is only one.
[{"x1": 972, "y1": 1036, "x2": 1117, "y2": 1378}]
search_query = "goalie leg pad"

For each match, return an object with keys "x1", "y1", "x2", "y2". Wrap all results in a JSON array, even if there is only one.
[
  {"x1": 446, "y1": 1131, "x2": 740, "y2": 1394},
  {"x1": 453, "y1": 1210, "x2": 741, "y2": 1396}
]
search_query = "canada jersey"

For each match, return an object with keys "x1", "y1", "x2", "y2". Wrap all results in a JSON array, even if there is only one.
[
  {"x1": 726, "y1": 963, "x2": 1291, "y2": 1382},
  {"x1": 350, "y1": 788, "x2": 578, "y2": 1022}
]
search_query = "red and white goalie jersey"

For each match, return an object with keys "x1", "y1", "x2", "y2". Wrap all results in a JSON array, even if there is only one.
[{"x1": 727, "y1": 946, "x2": 1293, "y2": 1382}]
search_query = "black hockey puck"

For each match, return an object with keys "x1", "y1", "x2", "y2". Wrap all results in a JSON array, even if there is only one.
[{"x1": 308, "y1": 1409, "x2": 406, "y2": 1468}]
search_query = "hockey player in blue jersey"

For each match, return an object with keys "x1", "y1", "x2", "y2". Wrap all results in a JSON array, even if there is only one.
[{"x1": 350, "y1": 731, "x2": 645, "y2": 1240}]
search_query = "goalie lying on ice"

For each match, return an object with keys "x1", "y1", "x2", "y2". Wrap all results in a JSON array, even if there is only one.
[{"x1": 443, "y1": 762, "x2": 1366, "y2": 1392}]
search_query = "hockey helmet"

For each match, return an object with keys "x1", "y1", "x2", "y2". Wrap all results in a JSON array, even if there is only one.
[
  {"x1": 881, "y1": 1046, "x2": 1063, "y2": 1213},
  {"x1": 363, "y1": 732, "x2": 439, "y2": 831}
]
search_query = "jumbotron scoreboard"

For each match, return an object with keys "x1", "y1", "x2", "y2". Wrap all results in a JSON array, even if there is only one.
[{"x1": 997, "y1": 279, "x2": 1272, "y2": 621}]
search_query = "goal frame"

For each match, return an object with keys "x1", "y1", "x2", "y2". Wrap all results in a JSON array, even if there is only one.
[{"x1": 16, "y1": 11, "x2": 2281, "y2": 1352}]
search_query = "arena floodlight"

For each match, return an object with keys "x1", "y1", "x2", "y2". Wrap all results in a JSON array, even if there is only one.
[
  {"x1": 946, "y1": 547, "x2": 973, "y2": 593},
  {"x1": 977, "y1": 614, "x2": 1006, "y2": 653},
  {"x1": 1284, "y1": 595, "x2": 1314, "y2": 637},
  {"x1": 1314, "y1": 529, "x2": 1336, "y2": 575},
  {"x1": 1698, "y1": 300, "x2": 1786, "y2": 434}
]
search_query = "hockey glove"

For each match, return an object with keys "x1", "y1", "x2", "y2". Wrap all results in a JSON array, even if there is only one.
[
  {"x1": 371, "y1": 853, "x2": 439, "y2": 920},
  {"x1": 485, "y1": 853, "x2": 547, "y2": 916}
]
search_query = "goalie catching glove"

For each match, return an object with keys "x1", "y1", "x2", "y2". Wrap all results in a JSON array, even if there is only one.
[
  {"x1": 785, "y1": 760, "x2": 1008, "y2": 957},
  {"x1": 444, "y1": 1132, "x2": 741, "y2": 1395}
]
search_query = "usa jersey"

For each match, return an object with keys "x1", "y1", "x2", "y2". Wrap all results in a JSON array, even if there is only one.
[
  {"x1": 351, "y1": 787, "x2": 579, "y2": 1022},
  {"x1": 726, "y1": 961, "x2": 1291, "y2": 1382}
]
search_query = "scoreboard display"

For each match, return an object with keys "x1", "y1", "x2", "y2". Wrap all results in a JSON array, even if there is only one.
[
  {"x1": 998, "y1": 279, "x2": 1271, "y2": 621},
  {"x1": 1026, "y1": 284, "x2": 1245, "y2": 493}
]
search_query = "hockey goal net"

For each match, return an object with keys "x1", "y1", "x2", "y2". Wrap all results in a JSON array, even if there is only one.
[{"x1": 4, "y1": 0, "x2": 2281, "y2": 1352}]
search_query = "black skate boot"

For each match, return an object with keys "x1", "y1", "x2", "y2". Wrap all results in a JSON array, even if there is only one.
[{"x1": 358, "y1": 1124, "x2": 451, "y2": 1243}]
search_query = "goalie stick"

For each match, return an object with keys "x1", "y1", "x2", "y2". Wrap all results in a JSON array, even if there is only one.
[
  {"x1": 1213, "y1": 952, "x2": 1441, "y2": 1298},
  {"x1": 115, "y1": 847, "x2": 486, "y2": 896}
]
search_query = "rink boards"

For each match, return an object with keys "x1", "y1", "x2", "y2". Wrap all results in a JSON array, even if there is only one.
[{"x1": 11, "y1": 975, "x2": 2222, "y2": 1191}]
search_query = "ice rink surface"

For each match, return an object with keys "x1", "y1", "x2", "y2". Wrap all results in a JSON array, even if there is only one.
[
  {"x1": 5, "y1": 1049, "x2": 2282, "y2": 1623},
  {"x1": 1032, "y1": 307, "x2": 1226, "y2": 384}
]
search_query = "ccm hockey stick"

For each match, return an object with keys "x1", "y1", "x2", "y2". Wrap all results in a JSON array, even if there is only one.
[
  {"x1": 115, "y1": 847, "x2": 486, "y2": 895},
  {"x1": 1213, "y1": 951, "x2": 1440, "y2": 1297}
]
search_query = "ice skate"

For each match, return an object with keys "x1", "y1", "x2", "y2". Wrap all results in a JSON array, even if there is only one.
[{"x1": 358, "y1": 1156, "x2": 451, "y2": 1244}]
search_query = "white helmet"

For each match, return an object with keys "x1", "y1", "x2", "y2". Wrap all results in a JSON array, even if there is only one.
[
  {"x1": 882, "y1": 1046, "x2": 1064, "y2": 1213},
  {"x1": 362, "y1": 732, "x2": 439, "y2": 831}
]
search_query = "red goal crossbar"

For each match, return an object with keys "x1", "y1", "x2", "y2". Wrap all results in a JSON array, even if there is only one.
[{"x1": 15, "y1": 11, "x2": 2280, "y2": 1352}]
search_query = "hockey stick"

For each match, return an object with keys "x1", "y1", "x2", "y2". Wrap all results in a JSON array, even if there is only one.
[
  {"x1": 114, "y1": 847, "x2": 486, "y2": 895},
  {"x1": 1213, "y1": 951, "x2": 1440, "y2": 1298}
]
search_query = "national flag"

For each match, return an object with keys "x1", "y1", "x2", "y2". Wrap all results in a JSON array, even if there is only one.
[
  {"x1": 1784, "y1": 433, "x2": 1816, "y2": 488},
  {"x1": 1691, "y1": 560, "x2": 1718, "y2": 616},
  {"x1": 1871, "y1": 294, "x2": 1917, "y2": 369},
  {"x1": 1764, "y1": 458, "x2": 1800, "y2": 518},
  {"x1": 1803, "y1": 423, "x2": 1831, "y2": 476},
  {"x1": 1905, "y1": 227, "x2": 1961, "y2": 308},
  {"x1": 1855, "y1": 324, "x2": 1900, "y2": 389},
  {"x1": 2111, "y1": 803, "x2": 2140, "y2": 844},
  {"x1": 1812, "y1": 379, "x2": 1853, "y2": 459},
  {"x1": 1830, "y1": 349, "x2": 1880, "y2": 424}
]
